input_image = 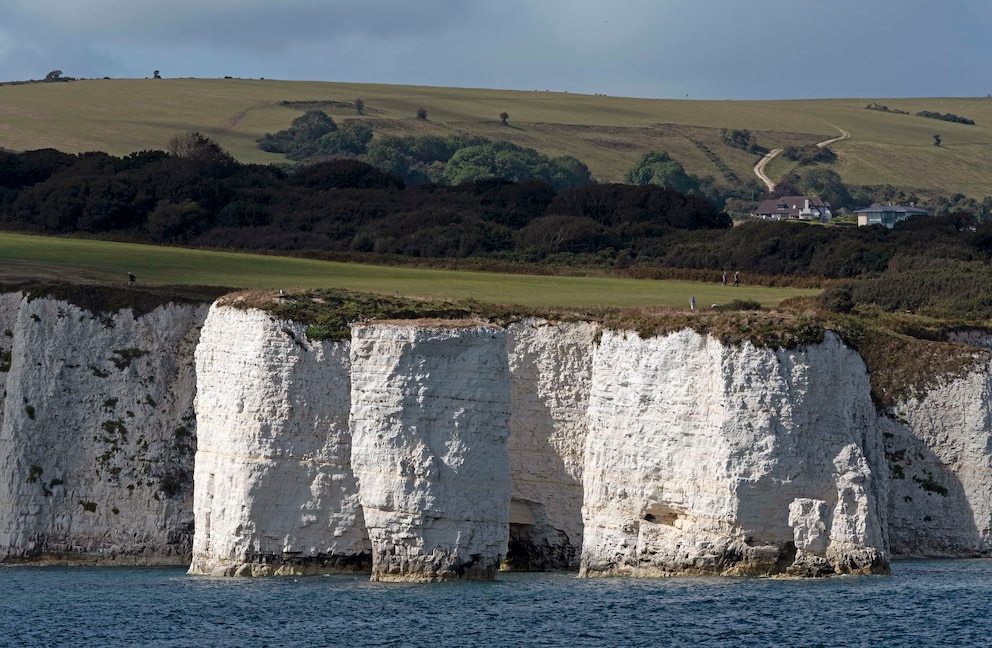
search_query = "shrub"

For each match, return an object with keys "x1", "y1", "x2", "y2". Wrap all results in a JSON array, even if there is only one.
[
  {"x1": 717, "y1": 299, "x2": 763, "y2": 311},
  {"x1": 27, "y1": 464, "x2": 43, "y2": 483},
  {"x1": 818, "y1": 283, "x2": 855, "y2": 313},
  {"x1": 916, "y1": 111, "x2": 975, "y2": 125},
  {"x1": 782, "y1": 145, "x2": 836, "y2": 165},
  {"x1": 722, "y1": 128, "x2": 760, "y2": 152}
]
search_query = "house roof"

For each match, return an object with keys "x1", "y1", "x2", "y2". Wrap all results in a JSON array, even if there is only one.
[
  {"x1": 753, "y1": 196, "x2": 831, "y2": 217},
  {"x1": 854, "y1": 204, "x2": 930, "y2": 215}
]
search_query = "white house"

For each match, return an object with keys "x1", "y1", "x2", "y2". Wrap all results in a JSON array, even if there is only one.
[{"x1": 752, "y1": 196, "x2": 832, "y2": 222}]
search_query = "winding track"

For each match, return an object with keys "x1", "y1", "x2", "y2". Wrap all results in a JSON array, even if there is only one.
[
  {"x1": 753, "y1": 148, "x2": 783, "y2": 192},
  {"x1": 751, "y1": 123, "x2": 850, "y2": 193}
]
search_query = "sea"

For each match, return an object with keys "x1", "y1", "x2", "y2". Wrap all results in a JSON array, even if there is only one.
[{"x1": 1, "y1": 560, "x2": 990, "y2": 647}]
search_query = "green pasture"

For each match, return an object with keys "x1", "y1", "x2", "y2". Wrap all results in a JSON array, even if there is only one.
[
  {"x1": 0, "y1": 233, "x2": 818, "y2": 310},
  {"x1": 2, "y1": 78, "x2": 992, "y2": 197}
]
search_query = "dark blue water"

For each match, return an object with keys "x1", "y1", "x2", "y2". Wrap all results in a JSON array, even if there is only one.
[{"x1": 1, "y1": 560, "x2": 989, "y2": 647}]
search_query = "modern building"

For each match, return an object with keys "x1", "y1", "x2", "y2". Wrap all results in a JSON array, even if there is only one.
[{"x1": 855, "y1": 204, "x2": 930, "y2": 228}]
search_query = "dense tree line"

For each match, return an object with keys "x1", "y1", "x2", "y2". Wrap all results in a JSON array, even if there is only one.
[
  {"x1": 0, "y1": 147, "x2": 724, "y2": 260},
  {"x1": 6, "y1": 144, "x2": 992, "y2": 318},
  {"x1": 256, "y1": 110, "x2": 592, "y2": 191}
]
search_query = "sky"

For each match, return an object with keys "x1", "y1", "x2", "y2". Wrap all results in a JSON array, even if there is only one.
[{"x1": 0, "y1": 0, "x2": 988, "y2": 100}]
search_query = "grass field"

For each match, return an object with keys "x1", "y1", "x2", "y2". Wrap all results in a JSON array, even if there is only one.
[
  {"x1": 2, "y1": 78, "x2": 992, "y2": 199},
  {"x1": 0, "y1": 233, "x2": 819, "y2": 310}
]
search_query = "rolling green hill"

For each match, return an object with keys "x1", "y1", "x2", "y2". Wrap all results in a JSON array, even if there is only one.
[{"x1": 2, "y1": 78, "x2": 991, "y2": 200}]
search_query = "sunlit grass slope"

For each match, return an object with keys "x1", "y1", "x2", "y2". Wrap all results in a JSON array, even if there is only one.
[
  {"x1": 0, "y1": 233, "x2": 818, "y2": 310},
  {"x1": 2, "y1": 78, "x2": 991, "y2": 197}
]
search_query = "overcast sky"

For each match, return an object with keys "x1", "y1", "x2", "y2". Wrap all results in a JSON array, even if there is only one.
[{"x1": 0, "y1": 0, "x2": 987, "y2": 100}]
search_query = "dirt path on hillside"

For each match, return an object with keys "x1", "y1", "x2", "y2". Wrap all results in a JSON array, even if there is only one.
[
  {"x1": 817, "y1": 123, "x2": 850, "y2": 148},
  {"x1": 753, "y1": 148, "x2": 783, "y2": 192},
  {"x1": 751, "y1": 124, "x2": 850, "y2": 193}
]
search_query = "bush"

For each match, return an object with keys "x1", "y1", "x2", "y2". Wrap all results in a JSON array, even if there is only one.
[
  {"x1": 818, "y1": 283, "x2": 855, "y2": 313},
  {"x1": 716, "y1": 299, "x2": 763, "y2": 311},
  {"x1": 916, "y1": 111, "x2": 975, "y2": 125},
  {"x1": 722, "y1": 128, "x2": 760, "y2": 152},
  {"x1": 782, "y1": 145, "x2": 836, "y2": 166}
]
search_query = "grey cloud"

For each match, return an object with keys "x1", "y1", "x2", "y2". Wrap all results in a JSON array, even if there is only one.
[{"x1": 0, "y1": 0, "x2": 988, "y2": 98}]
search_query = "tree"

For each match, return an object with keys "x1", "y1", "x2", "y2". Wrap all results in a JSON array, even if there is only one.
[
  {"x1": 167, "y1": 131, "x2": 234, "y2": 164},
  {"x1": 355, "y1": 98, "x2": 365, "y2": 115},
  {"x1": 146, "y1": 199, "x2": 204, "y2": 241},
  {"x1": 442, "y1": 142, "x2": 541, "y2": 186},
  {"x1": 290, "y1": 110, "x2": 338, "y2": 141},
  {"x1": 500, "y1": 112, "x2": 509, "y2": 126},
  {"x1": 314, "y1": 121, "x2": 373, "y2": 156},
  {"x1": 44, "y1": 70, "x2": 63, "y2": 82},
  {"x1": 723, "y1": 128, "x2": 756, "y2": 152},
  {"x1": 798, "y1": 167, "x2": 851, "y2": 209},
  {"x1": 416, "y1": 107, "x2": 428, "y2": 120},
  {"x1": 153, "y1": 70, "x2": 161, "y2": 79},
  {"x1": 546, "y1": 155, "x2": 592, "y2": 191},
  {"x1": 364, "y1": 143, "x2": 410, "y2": 179},
  {"x1": 625, "y1": 150, "x2": 701, "y2": 195}
]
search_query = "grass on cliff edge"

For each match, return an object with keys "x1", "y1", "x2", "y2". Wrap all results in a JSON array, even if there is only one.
[
  {"x1": 227, "y1": 288, "x2": 991, "y2": 411},
  {"x1": 2, "y1": 229, "x2": 986, "y2": 412},
  {"x1": 0, "y1": 233, "x2": 817, "y2": 310}
]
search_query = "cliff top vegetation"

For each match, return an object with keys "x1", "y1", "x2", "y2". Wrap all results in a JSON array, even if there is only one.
[
  {"x1": 0, "y1": 281, "x2": 229, "y2": 318},
  {"x1": 222, "y1": 287, "x2": 991, "y2": 410},
  {"x1": 3, "y1": 276, "x2": 986, "y2": 412}
]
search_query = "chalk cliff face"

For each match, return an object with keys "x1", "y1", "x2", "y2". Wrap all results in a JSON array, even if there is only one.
[
  {"x1": 6, "y1": 290, "x2": 992, "y2": 578},
  {"x1": 0, "y1": 293, "x2": 205, "y2": 564},
  {"x1": 505, "y1": 318, "x2": 596, "y2": 570},
  {"x1": 581, "y1": 329, "x2": 889, "y2": 577},
  {"x1": 349, "y1": 322, "x2": 511, "y2": 582},
  {"x1": 188, "y1": 305, "x2": 369, "y2": 576},
  {"x1": 884, "y1": 354, "x2": 992, "y2": 557}
]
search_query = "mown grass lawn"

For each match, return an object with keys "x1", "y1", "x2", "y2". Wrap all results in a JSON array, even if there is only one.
[{"x1": 0, "y1": 232, "x2": 819, "y2": 309}]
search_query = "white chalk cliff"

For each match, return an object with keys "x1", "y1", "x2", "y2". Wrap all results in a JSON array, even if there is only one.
[
  {"x1": 883, "y1": 351, "x2": 992, "y2": 556},
  {"x1": 581, "y1": 329, "x2": 888, "y2": 576},
  {"x1": 505, "y1": 318, "x2": 596, "y2": 570},
  {"x1": 4, "y1": 290, "x2": 992, "y2": 578},
  {"x1": 349, "y1": 322, "x2": 511, "y2": 582},
  {"x1": 0, "y1": 292, "x2": 205, "y2": 564},
  {"x1": 188, "y1": 304, "x2": 369, "y2": 576}
]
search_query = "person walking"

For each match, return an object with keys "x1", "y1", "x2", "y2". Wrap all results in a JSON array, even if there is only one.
[
  {"x1": 733, "y1": 271, "x2": 740, "y2": 287},
  {"x1": 722, "y1": 271, "x2": 727, "y2": 286},
  {"x1": 690, "y1": 295, "x2": 696, "y2": 311}
]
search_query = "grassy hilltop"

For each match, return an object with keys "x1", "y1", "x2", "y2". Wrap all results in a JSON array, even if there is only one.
[{"x1": 2, "y1": 77, "x2": 992, "y2": 200}]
